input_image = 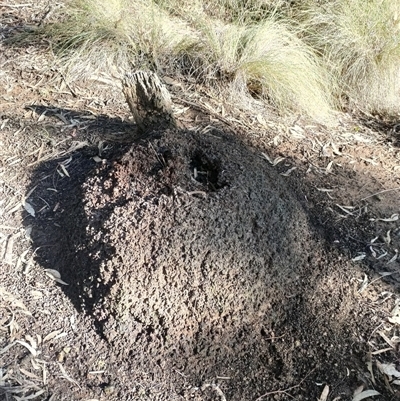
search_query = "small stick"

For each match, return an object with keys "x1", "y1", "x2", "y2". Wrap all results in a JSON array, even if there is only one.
[{"x1": 360, "y1": 187, "x2": 400, "y2": 202}]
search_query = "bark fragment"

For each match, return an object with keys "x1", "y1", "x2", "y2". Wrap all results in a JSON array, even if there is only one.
[{"x1": 122, "y1": 71, "x2": 176, "y2": 133}]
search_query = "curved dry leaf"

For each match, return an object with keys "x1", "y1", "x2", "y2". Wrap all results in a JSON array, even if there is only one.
[
  {"x1": 376, "y1": 361, "x2": 400, "y2": 378},
  {"x1": 387, "y1": 250, "x2": 398, "y2": 264},
  {"x1": 60, "y1": 164, "x2": 70, "y2": 177},
  {"x1": 43, "y1": 329, "x2": 63, "y2": 343},
  {"x1": 272, "y1": 157, "x2": 285, "y2": 166},
  {"x1": 15, "y1": 340, "x2": 37, "y2": 357},
  {"x1": 352, "y1": 390, "x2": 380, "y2": 401},
  {"x1": 336, "y1": 204, "x2": 355, "y2": 215},
  {"x1": 261, "y1": 152, "x2": 272, "y2": 164},
  {"x1": 371, "y1": 214, "x2": 398, "y2": 222},
  {"x1": 44, "y1": 269, "x2": 69, "y2": 285},
  {"x1": 256, "y1": 114, "x2": 268, "y2": 128},
  {"x1": 331, "y1": 142, "x2": 342, "y2": 155},
  {"x1": 280, "y1": 166, "x2": 297, "y2": 177},
  {"x1": 326, "y1": 161, "x2": 333, "y2": 172},
  {"x1": 318, "y1": 384, "x2": 329, "y2": 401},
  {"x1": 23, "y1": 201, "x2": 35, "y2": 217},
  {"x1": 44, "y1": 269, "x2": 61, "y2": 280},
  {"x1": 31, "y1": 290, "x2": 43, "y2": 299},
  {"x1": 54, "y1": 277, "x2": 69, "y2": 285},
  {"x1": 58, "y1": 362, "x2": 81, "y2": 388},
  {"x1": 19, "y1": 368, "x2": 40, "y2": 380},
  {"x1": 352, "y1": 254, "x2": 366, "y2": 262}
]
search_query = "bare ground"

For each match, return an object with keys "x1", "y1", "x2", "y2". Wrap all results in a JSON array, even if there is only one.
[{"x1": 1, "y1": 2, "x2": 400, "y2": 401}]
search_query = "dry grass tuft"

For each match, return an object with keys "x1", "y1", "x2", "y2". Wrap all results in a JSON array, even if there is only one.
[
  {"x1": 299, "y1": 0, "x2": 400, "y2": 114},
  {"x1": 33, "y1": 0, "x2": 335, "y2": 121},
  {"x1": 189, "y1": 17, "x2": 336, "y2": 120},
  {"x1": 39, "y1": 0, "x2": 197, "y2": 78},
  {"x1": 155, "y1": 0, "x2": 291, "y2": 24},
  {"x1": 8, "y1": 0, "x2": 400, "y2": 119}
]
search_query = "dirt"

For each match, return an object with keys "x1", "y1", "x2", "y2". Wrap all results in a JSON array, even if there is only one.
[
  {"x1": 2, "y1": 2, "x2": 400, "y2": 401},
  {"x1": 7, "y1": 122, "x2": 395, "y2": 401}
]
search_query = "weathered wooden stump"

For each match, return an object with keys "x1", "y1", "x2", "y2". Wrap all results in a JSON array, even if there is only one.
[{"x1": 122, "y1": 71, "x2": 176, "y2": 134}]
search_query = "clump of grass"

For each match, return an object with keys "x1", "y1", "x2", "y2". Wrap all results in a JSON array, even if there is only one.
[
  {"x1": 33, "y1": 0, "x2": 336, "y2": 121},
  {"x1": 40, "y1": 0, "x2": 197, "y2": 77},
  {"x1": 300, "y1": 0, "x2": 400, "y2": 114},
  {"x1": 155, "y1": 0, "x2": 291, "y2": 24},
  {"x1": 190, "y1": 17, "x2": 336, "y2": 120}
]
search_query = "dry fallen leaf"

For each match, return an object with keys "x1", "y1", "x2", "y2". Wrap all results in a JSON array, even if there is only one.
[
  {"x1": 352, "y1": 254, "x2": 366, "y2": 262},
  {"x1": 352, "y1": 390, "x2": 380, "y2": 401},
  {"x1": 19, "y1": 368, "x2": 40, "y2": 380},
  {"x1": 43, "y1": 329, "x2": 63, "y2": 343},
  {"x1": 58, "y1": 362, "x2": 81, "y2": 388},
  {"x1": 388, "y1": 316, "x2": 400, "y2": 325},
  {"x1": 45, "y1": 269, "x2": 61, "y2": 279},
  {"x1": 261, "y1": 152, "x2": 272, "y2": 163},
  {"x1": 336, "y1": 204, "x2": 355, "y2": 215},
  {"x1": 280, "y1": 166, "x2": 297, "y2": 177},
  {"x1": 23, "y1": 201, "x2": 35, "y2": 217},
  {"x1": 272, "y1": 157, "x2": 285, "y2": 166},
  {"x1": 256, "y1": 114, "x2": 268, "y2": 128},
  {"x1": 59, "y1": 164, "x2": 70, "y2": 177},
  {"x1": 44, "y1": 269, "x2": 68, "y2": 285},
  {"x1": 15, "y1": 340, "x2": 37, "y2": 357},
  {"x1": 25, "y1": 334, "x2": 37, "y2": 349},
  {"x1": 318, "y1": 384, "x2": 330, "y2": 401},
  {"x1": 370, "y1": 214, "x2": 398, "y2": 222},
  {"x1": 387, "y1": 250, "x2": 398, "y2": 264},
  {"x1": 376, "y1": 361, "x2": 400, "y2": 379},
  {"x1": 14, "y1": 389, "x2": 45, "y2": 401},
  {"x1": 326, "y1": 161, "x2": 334, "y2": 172},
  {"x1": 3, "y1": 235, "x2": 14, "y2": 265}
]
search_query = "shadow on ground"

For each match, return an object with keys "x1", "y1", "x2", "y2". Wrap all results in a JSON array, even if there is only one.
[
  {"x1": 26, "y1": 105, "x2": 138, "y2": 141},
  {"x1": 22, "y1": 107, "x2": 400, "y2": 401},
  {"x1": 356, "y1": 114, "x2": 400, "y2": 148}
]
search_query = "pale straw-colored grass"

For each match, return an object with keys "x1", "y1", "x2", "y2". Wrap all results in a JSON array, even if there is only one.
[
  {"x1": 190, "y1": 17, "x2": 336, "y2": 120},
  {"x1": 34, "y1": 0, "x2": 337, "y2": 120},
  {"x1": 300, "y1": 0, "x2": 400, "y2": 114},
  {"x1": 41, "y1": 0, "x2": 197, "y2": 78}
]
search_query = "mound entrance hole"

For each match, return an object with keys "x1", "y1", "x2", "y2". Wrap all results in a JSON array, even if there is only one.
[{"x1": 190, "y1": 151, "x2": 225, "y2": 192}]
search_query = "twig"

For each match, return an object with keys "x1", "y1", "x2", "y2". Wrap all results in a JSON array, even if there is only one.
[
  {"x1": 254, "y1": 369, "x2": 315, "y2": 401},
  {"x1": 1, "y1": 4, "x2": 32, "y2": 7},
  {"x1": 173, "y1": 96, "x2": 250, "y2": 131},
  {"x1": 59, "y1": 71, "x2": 77, "y2": 98},
  {"x1": 360, "y1": 187, "x2": 400, "y2": 202}
]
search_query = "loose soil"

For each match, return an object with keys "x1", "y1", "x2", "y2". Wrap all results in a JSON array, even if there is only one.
[{"x1": 1, "y1": 2, "x2": 400, "y2": 401}]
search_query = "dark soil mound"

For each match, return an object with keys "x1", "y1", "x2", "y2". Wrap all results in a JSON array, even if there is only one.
[{"x1": 30, "y1": 128, "x2": 373, "y2": 400}]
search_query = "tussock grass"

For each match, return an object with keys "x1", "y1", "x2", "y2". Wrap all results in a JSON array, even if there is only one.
[
  {"x1": 191, "y1": 17, "x2": 335, "y2": 120},
  {"x1": 155, "y1": 0, "x2": 291, "y2": 24},
  {"x1": 36, "y1": 0, "x2": 335, "y2": 121},
  {"x1": 42, "y1": 0, "x2": 197, "y2": 77},
  {"x1": 300, "y1": 0, "x2": 400, "y2": 114}
]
